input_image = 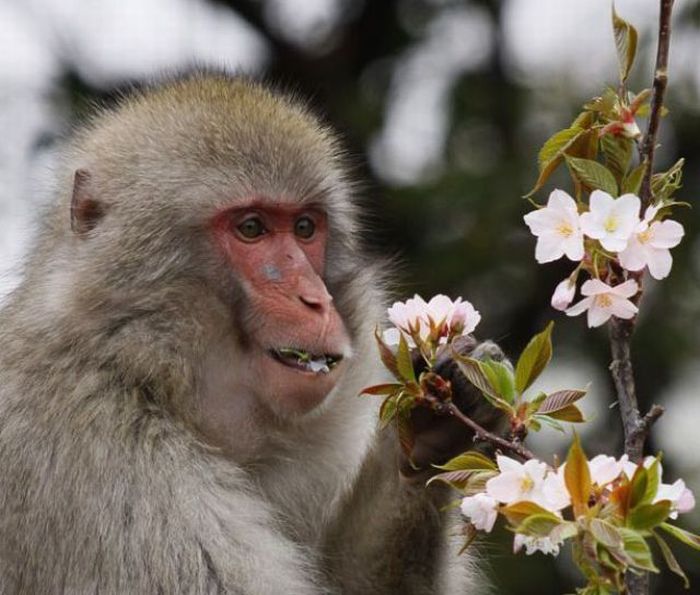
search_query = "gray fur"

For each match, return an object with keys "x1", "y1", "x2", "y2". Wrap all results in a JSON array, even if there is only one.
[{"x1": 0, "y1": 74, "x2": 480, "y2": 594}]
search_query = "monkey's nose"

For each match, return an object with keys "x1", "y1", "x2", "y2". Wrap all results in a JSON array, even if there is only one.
[{"x1": 297, "y1": 277, "x2": 333, "y2": 314}]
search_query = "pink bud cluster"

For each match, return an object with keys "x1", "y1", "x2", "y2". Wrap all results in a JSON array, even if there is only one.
[
  {"x1": 460, "y1": 454, "x2": 695, "y2": 557},
  {"x1": 524, "y1": 189, "x2": 684, "y2": 327},
  {"x1": 384, "y1": 294, "x2": 480, "y2": 347}
]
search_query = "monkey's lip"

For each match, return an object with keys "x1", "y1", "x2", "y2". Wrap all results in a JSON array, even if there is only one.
[{"x1": 268, "y1": 347, "x2": 343, "y2": 375}]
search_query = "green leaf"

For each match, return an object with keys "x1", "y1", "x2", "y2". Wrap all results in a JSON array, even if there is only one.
[
  {"x1": 565, "y1": 155, "x2": 618, "y2": 196},
  {"x1": 621, "y1": 161, "x2": 647, "y2": 195},
  {"x1": 378, "y1": 395, "x2": 398, "y2": 427},
  {"x1": 590, "y1": 518, "x2": 624, "y2": 549},
  {"x1": 628, "y1": 501, "x2": 672, "y2": 531},
  {"x1": 628, "y1": 464, "x2": 649, "y2": 510},
  {"x1": 453, "y1": 355, "x2": 515, "y2": 414},
  {"x1": 515, "y1": 513, "x2": 563, "y2": 538},
  {"x1": 396, "y1": 333, "x2": 416, "y2": 384},
  {"x1": 532, "y1": 413, "x2": 566, "y2": 433},
  {"x1": 565, "y1": 434, "x2": 592, "y2": 518},
  {"x1": 480, "y1": 359, "x2": 516, "y2": 404},
  {"x1": 514, "y1": 321, "x2": 554, "y2": 394},
  {"x1": 642, "y1": 456, "x2": 662, "y2": 506},
  {"x1": 547, "y1": 404, "x2": 585, "y2": 423},
  {"x1": 601, "y1": 134, "x2": 633, "y2": 181},
  {"x1": 525, "y1": 127, "x2": 586, "y2": 197},
  {"x1": 612, "y1": 5, "x2": 638, "y2": 83},
  {"x1": 652, "y1": 158, "x2": 685, "y2": 202},
  {"x1": 619, "y1": 527, "x2": 659, "y2": 572},
  {"x1": 653, "y1": 531, "x2": 690, "y2": 588},
  {"x1": 659, "y1": 522, "x2": 700, "y2": 551},
  {"x1": 361, "y1": 383, "x2": 403, "y2": 396},
  {"x1": 537, "y1": 389, "x2": 587, "y2": 415},
  {"x1": 502, "y1": 501, "x2": 558, "y2": 527},
  {"x1": 432, "y1": 451, "x2": 498, "y2": 472}
]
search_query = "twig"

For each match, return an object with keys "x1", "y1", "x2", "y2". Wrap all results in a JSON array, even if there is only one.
[
  {"x1": 638, "y1": 0, "x2": 675, "y2": 208},
  {"x1": 612, "y1": 3, "x2": 674, "y2": 594},
  {"x1": 442, "y1": 401, "x2": 535, "y2": 461}
]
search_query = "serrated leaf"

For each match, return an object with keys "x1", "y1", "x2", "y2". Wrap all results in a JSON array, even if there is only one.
[
  {"x1": 628, "y1": 501, "x2": 672, "y2": 531},
  {"x1": 538, "y1": 389, "x2": 587, "y2": 415},
  {"x1": 532, "y1": 414, "x2": 566, "y2": 433},
  {"x1": 590, "y1": 518, "x2": 624, "y2": 549},
  {"x1": 426, "y1": 469, "x2": 474, "y2": 491},
  {"x1": 565, "y1": 156, "x2": 618, "y2": 196},
  {"x1": 653, "y1": 531, "x2": 690, "y2": 588},
  {"x1": 525, "y1": 127, "x2": 585, "y2": 197},
  {"x1": 659, "y1": 522, "x2": 700, "y2": 551},
  {"x1": 396, "y1": 333, "x2": 416, "y2": 384},
  {"x1": 515, "y1": 513, "x2": 563, "y2": 538},
  {"x1": 612, "y1": 6, "x2": 638, "y2": 83},
  {"x1": 514, "y1": 321, "x2": 554, "y2": 394},
  {"x1": 453, "y1": 355, "x2": 515, "y2": 414},
  {"x1": 565, "y1": 434, "x2": 592, "y2": 518},
  {"x1": 619, "y1": 527, "x2": 658, "y2": 572},
  {"x1": 621, "y1": 161, "x2": 647, "y2": 194},
  {"x1": 361, "y1": 383, "x2": 403, "y2": 396},
  {"x1": 601, "y1": 134, "x2": 633, "y2": 181},
  {"x1": 546, "y1": 404, "x2": 585, "y2": 423},
  {"x1": 375, "y1": 329, "x2": 400, "y2": 379},
  {"x1": 432, "y1": 451, "x2": 498, "y2": 472},
  {"x1": 480, "y1": 359, "x2": 516, "y2": 404}
]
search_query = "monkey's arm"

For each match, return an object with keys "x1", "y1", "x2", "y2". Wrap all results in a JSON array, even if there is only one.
[{"x1": 323, "y1": 340, "x2": 506, "y2": 595}]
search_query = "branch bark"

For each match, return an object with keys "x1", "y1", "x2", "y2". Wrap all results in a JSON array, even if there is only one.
[{"x1": 612, "y1": 2, "x2": 674, "y2": 593}]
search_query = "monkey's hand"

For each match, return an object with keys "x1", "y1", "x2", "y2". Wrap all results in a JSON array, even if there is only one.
[{"x1": 398, "y1": 335, "x2": 509, "y2": 482}]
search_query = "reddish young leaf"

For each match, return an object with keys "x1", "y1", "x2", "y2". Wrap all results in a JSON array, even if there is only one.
[{"x1": 565, "y1": 434, "x2": 592, "y2": 518}]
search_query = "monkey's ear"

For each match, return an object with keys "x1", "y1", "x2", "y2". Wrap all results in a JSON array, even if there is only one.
[{"x1": 71, "y1": 169, "x2": 106, "y2": 235}]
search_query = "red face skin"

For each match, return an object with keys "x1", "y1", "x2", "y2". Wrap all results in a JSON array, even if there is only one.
[{"x1": 211, "y1": 201, "x2": 351, "y2": 416}]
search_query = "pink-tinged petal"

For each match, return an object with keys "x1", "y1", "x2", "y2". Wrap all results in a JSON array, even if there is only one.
[
  {"x1": 609, "y1": 296, "x2": 638, "y2": 320},
  {"x1": 678, "y1": 487, "x2": 696, "y2": 514},
  {"x1": 580, "y1": 279, "x2": 612, "y2": 296},
  {"x1": 618, "y1": 237, "x2": 647, "y2": 272},
  {"x1": 587, "y1": 301, "x2": 613, "y2": 328},
  {"x1": 610, "y1": 279, "x2": 639, "y2": 298},
  {"x1": 650, "y1": 220, "x2": 684, "y2": 249},
  {"x1": 646, "y1": 248, "x2": 673, "y2": 280},
  {"x1": 589, "y1": 455, "x2": 623, "y2": 486},
  {"x1": 535, "y1": 233, "x2": 565, "y2": 263},
  {"x1": 524, "y1": 208, "x2": 561, "y2": 235},
  {"x1": 643, "y1": 204, "x2": 661, "y2": 223},
  {"x1": 566, "y1": 296, "x2": 593, "y2": 317},
  {"x1": 425, "y1": 294, "x2": 453, "y2": 325},
  {"x1": 562, "y1": 234, "x2": 585, "y2": 262},
  {"x1": 551, "y1": 278, "x2": 576, "y2": 311},
  {"x1": 486, "y1": 473, "x2": 522, "y2": 503}
]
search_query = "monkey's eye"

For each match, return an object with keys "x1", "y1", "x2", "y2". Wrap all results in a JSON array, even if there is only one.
[
  {"x1": 294, "y1": 216, "x2": 316, "y2": 240},
  {"x1": 236, "y1": 216, "x2": 266, "y2": 240}
]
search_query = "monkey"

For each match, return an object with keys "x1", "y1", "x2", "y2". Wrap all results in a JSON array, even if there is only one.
[{"x1": 0, "y1": 74, "x2": 506, "y2": 594}]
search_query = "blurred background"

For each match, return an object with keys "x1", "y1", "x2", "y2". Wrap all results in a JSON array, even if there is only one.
[{"x1": 1, "y1": 0, "x2": 699, "y2": 592}]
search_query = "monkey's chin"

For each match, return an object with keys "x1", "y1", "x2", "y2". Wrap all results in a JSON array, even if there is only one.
[{"x1": 252, "y1": 350, "x2": 346, "y2": 417}]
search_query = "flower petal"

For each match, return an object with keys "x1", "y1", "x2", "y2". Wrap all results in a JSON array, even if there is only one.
[
  {"x1": 609, "y1": 296, "x2": 638, "y2": 320},
  {"x1": 587, "y1": 301, "x2": 612, "y2": 327},
  {"x1": 646, "y1": 248, "x2": 673, "y2": 280},
  {"x1": 610, "y1": 279, "x2": 639, "y2": 298},
  {"x1": 650, "y1": 220, "x2": 684, "y2": 249},
  {"x1": 535, "y1": 233, "x2": 565, "y2": 263},
  {"x1": 566, "y1": 296, "x2": 593, "y2": 317}
]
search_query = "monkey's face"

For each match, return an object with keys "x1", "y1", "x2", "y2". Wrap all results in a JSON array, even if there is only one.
[{"x1": 211, "y1": 200, "x2": 351, "y2": 417}]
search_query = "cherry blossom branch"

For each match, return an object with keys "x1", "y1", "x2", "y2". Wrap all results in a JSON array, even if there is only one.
[
  {"x1": 612, "y1": 3, "x2": 675, "y2": 593},
  {"x1": 426, "y1": 394, "x2": 535, "y2": 461},
  {"x1": 638, "y1": 0, "x2": 674, "y2": 208}
]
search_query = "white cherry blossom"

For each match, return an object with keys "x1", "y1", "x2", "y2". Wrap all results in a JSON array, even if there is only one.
[
  {"x1": 513, "y1": 533, "x2": 563, "y2": 556},
  {"x1": 580, "y1": 190, "x2": 641, "y2": 252},
  {"x1": 542, "y1": 469, "x2": 571, "y2": 511},
  {"x1": 618, "y1": 206, "x2": 685, "y2": 279},
  {"x1": 523, "y1": 189, "x2": 585, "y2": 263},
  {"x1": 566, "y1": 279, "x2": 638, "y2": 328},
  {"x1": 460, "y1": 493, "x2": 499, "y2": 532},
  {"x1": 588, "y1": 454, "x2": 625, "y2": 486},
  {"x1": 551, "y1": 277, "x2": 577, "y2": 311},
  {"x1": 486, "y1": 456, "x2": 549, "y2": 507}
]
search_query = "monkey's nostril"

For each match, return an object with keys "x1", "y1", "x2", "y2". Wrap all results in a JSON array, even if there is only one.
[{"x1": 299, "y1": 294, "x2": 325, "y2": 312}]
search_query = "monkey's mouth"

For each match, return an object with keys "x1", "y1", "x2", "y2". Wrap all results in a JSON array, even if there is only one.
[{"x1": 268, "y1": 347, "x2": 343, "y2": 375}]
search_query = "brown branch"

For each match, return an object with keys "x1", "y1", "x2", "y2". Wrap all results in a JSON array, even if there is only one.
[
  {"x1": 614, "y1": 3, "x2": 674, "y2": 594},
  {"x1": 638, "y1": 0, "x2": 675, "y2": 208},
  {"x1": 442, "y1": 401, "x2": 535, "y2": 461}
]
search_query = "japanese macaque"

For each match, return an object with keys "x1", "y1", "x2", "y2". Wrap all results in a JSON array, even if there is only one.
[{"x1": 0, "y1": 74, "x2": 505, "y2": 594}]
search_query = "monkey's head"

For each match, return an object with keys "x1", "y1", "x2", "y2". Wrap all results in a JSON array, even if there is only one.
[{"x1": 38, "y1": 75, "x2": 378, "y2": 447}]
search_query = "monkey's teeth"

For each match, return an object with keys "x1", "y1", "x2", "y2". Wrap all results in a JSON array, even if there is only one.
[
  {"x1": 270, "y1": 349, "x2": 341, "y2": 374},
  {"x1": 307, "y1": 359, "x2": 330, "y2": 374}
]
